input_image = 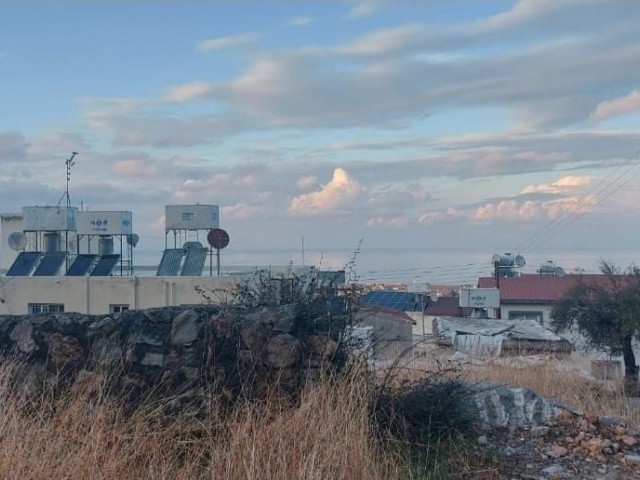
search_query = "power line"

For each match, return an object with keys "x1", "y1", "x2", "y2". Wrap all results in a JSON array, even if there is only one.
[{"x1": 514, "y1": 146, "x2": 640, "y2": 254}]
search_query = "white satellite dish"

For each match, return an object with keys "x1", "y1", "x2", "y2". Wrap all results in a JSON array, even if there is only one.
[
  {"x1": 8, "y1": 232, "x2": 27, "y2": 251},
  {"x1": 127, "y1": 233, "x2": 140, "y2": 247}
]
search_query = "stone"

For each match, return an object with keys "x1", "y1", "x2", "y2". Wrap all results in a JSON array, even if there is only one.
[
  {"x1": 140, "y1": 352, "x2": 164, "y2": 367},
  {"x1": 91, "y1": 338, "x2": 123, "y2": 367},
  {"x1": 171, "y1": 309, "x2": 201, "y2": 346},
  {"x1": 88, "y1": 316, "x2": 118, "y2": 335},
  {"x1": 264, "y1": 333, "x2": 301, "y2": 368},
  {"x1": 531, "y1": 426, "x2": 550, "y2": 437},
  {"x1": 621, "y1": 435, "x2": 637, "y2": 447},
  {"x1": 127, "y1": 330, "x2": 164, "y2": 346},
  {"x1": 181, "y1": 366, "x2": 200, "y2": 381},
  {"x1": 584, "y1": 411, "x2": 599, "y2": 424},
  {"x1": 625, "y1": 454, "x2": 640, "y2": 465},
  {"x1": 10, "y1": 319, "x2": 37, "y2": 353},
  {"x1": 44, "y1": 333, "x2": 84, "y2": 366},
  {"x1": 541, "y1": 464, "x2": 566, "y2": 476},
  {"x1": 240, "y1": 320, "x2": 267, "y2": 354},
  {"x1": 547, "y1": 444, "x2": 568, "y2": 458},
  {"x1": 306, "y1": 335, "x2": 338, "y2": 358}
]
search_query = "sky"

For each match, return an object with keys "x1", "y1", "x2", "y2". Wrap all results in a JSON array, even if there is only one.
[{"x1": 2, "y1": 0, "x2": 640, "y2": 275}]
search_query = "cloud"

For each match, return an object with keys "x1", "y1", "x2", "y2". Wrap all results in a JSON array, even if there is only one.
[
  {"x1": 112, "y1": 159, "x2": 158, "y2": 178},
  {"x1": 521, "y1": 175, "x2": 592, "y2": 194},
  {"x1": 290, "y1": 168, "x2": 363, "y2": 215},
  {"x1": 473, "y1": 194, "x2": 598, "y2": 221},
  {"x1": 0, "y1": 132, "x2": 28, "y2": 161},
  {"x1": 480, "y1": 0, "x2": 594, "y2": 31},
  {"x1": 198, "y1": 33, "x2": 259, "y2": 52},
  {"x1": 346, "y1": 0, "x2": 386, "y2": 18},
  {"x1": 326, "y1": 24, "x2": 426, "y2": 56},
  {"x1": 296, "y1": 175, "x2": 318, "y2": 190},
  {"x1": 164, "y1": 81, "x2": 213, "y2": 102},
  {"x1": 591, "y1": 89, "x2": 640, "y2": 120},
  {"x1": 366, "y1": 216, "x2": 409, "y2": 228},
  {"x1": 289, "y1": 16, "x2": 313, "y2": 27}
]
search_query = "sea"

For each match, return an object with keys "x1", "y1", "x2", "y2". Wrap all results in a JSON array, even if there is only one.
[{"x1": 137, "y1": 247, "x2": 640, "y2": 286}]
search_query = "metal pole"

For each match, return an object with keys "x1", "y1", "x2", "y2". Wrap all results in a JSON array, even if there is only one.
[
  {"x1": 209, "y1": 248, "x2": 213, "y2": 276},
  {"x1": 216, "y1": 248, "x2": 221, "y2": 276}
]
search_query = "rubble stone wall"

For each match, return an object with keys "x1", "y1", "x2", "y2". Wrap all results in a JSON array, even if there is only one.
[{"x1": 0, "y1": 305, "x2": 340, "y2": 402}]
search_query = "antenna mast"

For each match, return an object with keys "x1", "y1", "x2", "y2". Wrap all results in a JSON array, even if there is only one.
[{"x1": 58, "y1": 152, "x2": 78, "y2": 207}]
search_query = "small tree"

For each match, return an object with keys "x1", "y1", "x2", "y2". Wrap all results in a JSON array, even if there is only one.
[{"x1": 551, "y1": 261, "x2": 640, "y2": 383}]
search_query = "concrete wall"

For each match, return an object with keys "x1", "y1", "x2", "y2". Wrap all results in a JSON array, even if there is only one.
[
  {"x1": 500, "y1": 304, "x2": 554, "y2": 326},
  {"x1": 0, "y1": 276, "x2": 238, "y2": 316},
  {"x1": 356, "y1": 308, "x2": 413, "y2": 360},
  {"x1": 0, "y1": 214, "x2": 23, "y2": 274}
]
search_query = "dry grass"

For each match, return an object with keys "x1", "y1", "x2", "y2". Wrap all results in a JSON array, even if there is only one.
[
  {"x1": 0, "y1": 362, "x2": 409, "y2": 480},
  {"x1": 457, "y1": 356, "x2": 640, "y2": 425}
]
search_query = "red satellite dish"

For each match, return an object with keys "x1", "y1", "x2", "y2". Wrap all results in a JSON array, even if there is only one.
[{"x1": 207, "y1": 228, "x2": 230, "y2": 249}]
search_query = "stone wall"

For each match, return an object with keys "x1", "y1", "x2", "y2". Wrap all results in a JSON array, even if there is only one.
[{"x1": 0, "y1": 305, "x2": 342, "y2": 404}]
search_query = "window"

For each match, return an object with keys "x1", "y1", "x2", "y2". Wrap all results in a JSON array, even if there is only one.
[
  {"x1": 508, "y1": 311, "x2": 543, "y2": 323},
  {"x1": 110, "y1": 304, "x2": 129, "y2": 314},
  {"x1": 29, "y1": 303, "x2": 64, "y2": 315}
]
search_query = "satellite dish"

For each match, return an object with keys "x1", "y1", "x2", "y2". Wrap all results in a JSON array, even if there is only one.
[
  {"x1": 8, "y1": 232, "x2": 27, "y2": 251},
  {"x1": 127, "y1": 233, "x2": 140, "y2": 247},
  {"x1": 207, "y1": 228, "x2": 230, "y2": 250},
  {"x1": 514, "y1": 254, "x2": 526, "y2": 268},
  {"x1": 555, "y1": 266, "x2": 566, "y2": 277}
]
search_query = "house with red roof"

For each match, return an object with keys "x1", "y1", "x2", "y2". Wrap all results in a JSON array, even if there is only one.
[{"x1": 477, "y1": 274, "x2": 629, "y2": 326}]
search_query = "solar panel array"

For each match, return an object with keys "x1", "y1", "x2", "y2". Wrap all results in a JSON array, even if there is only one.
[
  {"x1": 361, "y1": 291, "x2": 422, "y2": 312},
  {"x1": 66, "y1": 254, "x2": 98, "y2": 276},
  {"x1": 156, "y1": 249, "x2": 184, "y2": 276},
  {"x1": 6, "y1": 252, "x2": 43, "y2": 276},
  {"x1": 32, "y1": 252, "x2": 67, "y2": 276},
  {"x1": 90, "y1": 254, "x2": 121, "y2": 276},
  {"x1": 180, "y1": 248, "x2": 207, "y2": 276}
]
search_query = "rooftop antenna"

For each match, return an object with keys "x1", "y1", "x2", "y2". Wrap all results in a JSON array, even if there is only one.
[{"x1": 57, "y1": 152, "x2": 78, "y2": 207}]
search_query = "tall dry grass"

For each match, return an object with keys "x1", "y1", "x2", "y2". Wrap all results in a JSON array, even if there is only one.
[
  {"x1": 458, "y1": 357, "x2": 640, "y2": 425},
  {"x1": 0, "y1": 362, "x2": 407, "y2": 480}
]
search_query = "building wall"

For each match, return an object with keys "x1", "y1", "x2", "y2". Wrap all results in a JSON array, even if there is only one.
[
  {"x1": 0, "y1": 276, "x2": 238, "y2": 316},
  {"x1": 500, "y1": 304, "x2": 554, "y2": 326},
  {"x1": 0, "y1": 215, "x2": 24, "y2": 274},
  {"x1": 356, "y1": 309, "x2": 413, "y2": 360}
]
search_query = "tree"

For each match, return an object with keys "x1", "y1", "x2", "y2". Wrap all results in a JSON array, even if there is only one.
[{"x1": 551, "y1": 261, "x2": 640, "y2": 383}]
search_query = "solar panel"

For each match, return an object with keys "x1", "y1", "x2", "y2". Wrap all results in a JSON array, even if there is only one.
[
  {"x1": 90, "y1": 254, "x2": 121, "y2": 276},
  {"x1": 362, "y1": 291, "x2": 420, "y2": 311},
  {"x1": 66, "y1": 254, "x2": 98, "y2": 276},
  {"x1": 156, "y1": 249, "x2": 184, "y2": 276},
  {"x1": 180, "y1": 248, "x2": 207, "y2": 276},
  {"x1": 32, "y1": 252, "x2": 67, "y2": 276},
  {"x1": 6, "y1": 252, "x2": 42, "y2": 276}
]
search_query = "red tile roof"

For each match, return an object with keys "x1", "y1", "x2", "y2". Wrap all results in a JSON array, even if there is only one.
[
  {"x1": 478, "y1": 274, "x2": 631, "y2": 304},
  {"x1": 424, "y1": 296, "x2": 470, "y2": 316}
]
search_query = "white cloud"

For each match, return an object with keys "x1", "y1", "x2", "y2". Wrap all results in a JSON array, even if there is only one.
[
  {"x1": 347, "y1": 0, "x2": 386, "y2": 18},
  {"x1": 473, "y1": 194, "x2": 597, "y2": 221},
  {"x1": 290, "y1": 168, "x2": 363, "y2": 215},
  {"x1": 328, "y1": 24, "x2": 426, "y2": 56},
  {"x1": 296, "y1": 175, "x2": 318, "y2": 190},
  {"x1": 112, "y1": 159, "x2": 158, "y2": 178},
  {"x1": 289, "y1": 16, "x2": 313, "y2": 27},
  {"x1": 591, "y1": 89, "x2": 640, "y2": 120},
  {"x1": 164, "y1": 81, "x2": 213, "y2": 103},
  {"x1": 198, "y1": 33, "x2": 259, "y2": 52},
  {"x1": 479, "y1": 0, "x2": 597, "y2": 31},
  {"x1": 521, "y1": 175, "x2": 592, "y2": 194},
  {"x1": 366, "y1": 216, "x2": 409, "y2": 228}
]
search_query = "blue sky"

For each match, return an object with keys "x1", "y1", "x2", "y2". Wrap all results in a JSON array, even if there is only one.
[{"x1": 2, "y1": 0, "x2": 640, "y2": 272}]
